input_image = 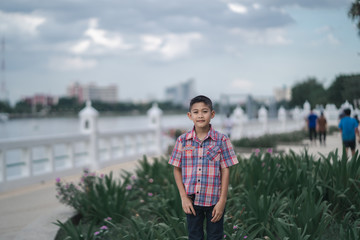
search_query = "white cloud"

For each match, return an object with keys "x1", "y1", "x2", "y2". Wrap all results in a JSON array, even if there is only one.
[
  {"x1": 49, "y1": 57, "x2": 97, "y2": 71},
  {"x1": 142, "y1": 35, "x2": 163, "y2": 52},
  {"x1": 71, "y1": 40, "x2": 91, "y2": 54},
  {"x1": 70, "y1": 18, "x2": 133, "y2": 54},
  {"x1": 0, "y1": 10, "x2": 45, "y2": 36},
  {"x1": 252, "y1": 3, "x2": 261, "y2": 10},
  {"x1": 141, "y1": 32, "x2": 202, "y2": 60},
  {"x1": 231, "y1": 79, "x2": 253, "y2": 91},
  {"x1": 85, "y1": 18, "x2": 132, "y2": 50},
  {"x1": 230, "y1": 27, "x2": 291, "y2": 45},
  {"x1": 313, "y1": 26, "x2": 340, "y2": 46},
  {"x1": 228, "y1": 3, "x2": 248, "y2": 14}
]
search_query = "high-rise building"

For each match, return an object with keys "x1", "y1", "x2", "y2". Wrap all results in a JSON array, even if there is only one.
[
  {"x1": 67, "y1": 82, "x2": 118, "y2": 103},
  {"x1": 273, "y1": 85, "x2": 291, "y2": 102},
  {"x1": 23, "y1": 94, "x2": 57, "y2": 106},
  {"x1": 165, "y1": 79, "x2": 196, "y2": 107}
]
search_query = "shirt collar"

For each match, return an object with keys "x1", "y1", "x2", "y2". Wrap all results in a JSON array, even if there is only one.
[{"x1": 186, "y1": 125, "x2": 216, "y2": 141}]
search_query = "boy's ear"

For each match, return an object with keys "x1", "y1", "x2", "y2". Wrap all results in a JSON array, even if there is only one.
[
  {"x1": 211, "y1": 110, "x2": 215, "y2": 119},
  {"x1": 187, "y1": 112, "x2": 192, "y2": 119}
]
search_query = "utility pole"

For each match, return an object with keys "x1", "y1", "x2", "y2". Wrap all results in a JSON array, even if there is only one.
[{"x1": 0, "y1": 37, "x2": 9, "y2": 103}]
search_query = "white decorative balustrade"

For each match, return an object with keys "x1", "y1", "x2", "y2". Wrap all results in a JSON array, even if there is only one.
[{"x1": 0, "y1": 129, "x2": 161, "y2": 192}]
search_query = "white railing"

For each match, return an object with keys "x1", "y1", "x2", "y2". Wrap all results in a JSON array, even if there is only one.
[{"x1": 0, "y1": 128, "x2": 164, "y2": 192}]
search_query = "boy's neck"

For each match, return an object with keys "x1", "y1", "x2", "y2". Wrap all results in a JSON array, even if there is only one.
[{"x1": 195, "y1": 125, "x2": 211, "y2": 139}]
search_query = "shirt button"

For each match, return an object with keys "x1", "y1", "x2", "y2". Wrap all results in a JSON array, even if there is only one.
[
  {"x1": 198, "y1": 179, "x2": 200, "y2": 182},
  {"x1": 200, "y1": 157, "x2": 202, "y2": 159},
  {"x1": 199, "y1": 168, "x2": 201, "y2": 171},
  {"x1": 197, "y1": 191, "x2": 199, "y2": 194}
]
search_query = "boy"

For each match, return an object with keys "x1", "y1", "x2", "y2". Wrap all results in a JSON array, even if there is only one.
[
  {"x1": 338, "y1": 108, "x2": 360, "y2": 157},
  {"x1": 169, "y1": 95, "x2": 238, "y2": 240}
]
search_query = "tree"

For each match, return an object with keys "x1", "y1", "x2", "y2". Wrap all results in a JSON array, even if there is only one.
[
  {"x1": 0, "y1": 101, "x2": 11, "y2": 113},
  {"x1": 290, "y1": 78, "x2": 326, "y2": 108},
  {"x1": 349, "y1": 0, "x2": 360, "y2": 35},
  {"x1": 327, "y1": 74, "x2": 360, "y2": 107}
]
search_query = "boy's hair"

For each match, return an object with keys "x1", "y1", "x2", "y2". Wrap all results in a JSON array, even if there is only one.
[
  {"x1": 189, "y1": 95, "x2": 213, "y2": 111},
  {"x1": 344, "y1": 108, "x2": 351, "y2": 116}
]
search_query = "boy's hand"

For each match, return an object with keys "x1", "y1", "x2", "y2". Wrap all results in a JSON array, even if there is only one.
[
  {"x1": 211, "y1": 199, "x2": 225, "y2": 222},
  {"x1": 181, "y1": 196, "x2": 196, "y2": 216}
]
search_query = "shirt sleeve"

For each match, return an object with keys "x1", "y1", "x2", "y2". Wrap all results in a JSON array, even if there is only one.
[
  {"x1": 220, "y1": 135, "x2": 238, "y2": 168},
  {"x1": 338, "y1": 120, "x2": 342, "y2": 129},
  {"x1": 168, "y1": 136, "x2": 183, "y2": 167}
]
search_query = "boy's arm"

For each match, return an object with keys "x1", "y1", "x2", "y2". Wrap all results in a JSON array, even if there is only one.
[
  {"x1": 211, "y1": 167, "x2": 230, "y2": 223},
  {"x1": 173, "y1": 166, "x2": 196, "y2": 216}
]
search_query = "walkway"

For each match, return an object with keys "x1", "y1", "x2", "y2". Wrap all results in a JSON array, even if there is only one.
[{"x1": 0, "y1": 132, "x2": 353, "y2": 240}]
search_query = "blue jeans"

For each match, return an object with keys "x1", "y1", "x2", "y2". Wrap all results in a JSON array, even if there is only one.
[{"x1": 186, "y1": 204, "x2": 224, "y2": 240}]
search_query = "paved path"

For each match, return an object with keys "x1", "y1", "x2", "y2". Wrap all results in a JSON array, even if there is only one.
[
  {"x1": 0, "y1": 159, "x2": 143, "y2": 240},
  {"x1": 0, "y1": 132, "x2": 355, "y2": 240}
]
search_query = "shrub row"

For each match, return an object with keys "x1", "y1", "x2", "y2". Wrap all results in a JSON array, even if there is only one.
[{"x1": 55, "y1": 150, "x2": 359, "y2": 240}]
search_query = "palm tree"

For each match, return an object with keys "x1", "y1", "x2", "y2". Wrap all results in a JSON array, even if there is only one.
[{"x1": 349, "y1": 0, "x2": 360, "y2": 35}]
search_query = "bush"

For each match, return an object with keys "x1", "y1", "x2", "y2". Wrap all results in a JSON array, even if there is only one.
[
  {"x1": 55, "y1": 152, "x2": 360, "y2": 240},
  {"x1": 232, "y1": 130, "x2": 308, "y2": 149}
]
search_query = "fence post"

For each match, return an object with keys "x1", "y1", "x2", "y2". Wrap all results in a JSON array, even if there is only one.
[
  {"x1": 232, "y1": 105, "x2": 244, "y2": 140},
  {"x1": 147, "y1": 103, "x2": 163, "y2": 155},
  {"x1": 278, "y1": 106, "x2": 286, "y2": 132},
  {"x1": 258, "y1": 106, "x2": 268, "y2": 134},
  {"x1": 79, "y1": 101, "x2": 99, "y2": 170}
]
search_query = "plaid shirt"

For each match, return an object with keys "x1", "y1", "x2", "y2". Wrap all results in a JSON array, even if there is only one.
[{"x1": 169, "y1": 126, "x2": 238, "y2": 207}]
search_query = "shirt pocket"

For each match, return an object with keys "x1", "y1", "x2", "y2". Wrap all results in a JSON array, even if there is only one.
[{"x1": 206, "y1": 145, "x2": 221, "y2": 162}]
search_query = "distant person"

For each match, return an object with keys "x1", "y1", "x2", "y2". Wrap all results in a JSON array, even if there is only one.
[
  {"x1": 169, "y1": 95, "x2": 238, "y2": 240},
  {"x1": 307, "y1": 110, "x2": 318, "y2": 145},
  {"x1": 317, "y1": 112, "x2": 327, "y2": 146},
  {"x1": 354, "y1": 114, "x2": 359, "y2": 125},
  {"x1": 223, "y1": 113, "x2": 233, "y2": 139},
  {"x1": 338, "y1": 108, "x2": 360, "y2": 157}
]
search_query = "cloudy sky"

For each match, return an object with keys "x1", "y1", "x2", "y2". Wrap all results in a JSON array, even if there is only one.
[{"x1": 0, "y1": 0, "x2": 359, "y2": 104}]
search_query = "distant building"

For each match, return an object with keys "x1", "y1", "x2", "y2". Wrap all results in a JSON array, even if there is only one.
[
  {"x1": 67, "y1": 82, "x2": 118, "y2": 103},
  {"x1": 23, "y1": 94, "x2": 57, "y2": 106},
  {"x1": 165, "y1": 79, "x2": 196, "y2": 107},
  {"x1": 273, "y1": 86, "x2": 291, "y2": 102}
]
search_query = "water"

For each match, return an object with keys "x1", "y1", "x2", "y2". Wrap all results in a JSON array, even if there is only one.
[{"x1": 0, "y1": 114, "x2": 222, "y2": 140}]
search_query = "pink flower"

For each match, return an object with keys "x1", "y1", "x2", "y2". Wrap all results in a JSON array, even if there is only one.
[
  {"x1": 267, "y1": 148, "x2": 273, "y2": 154},
  {"x1": 224, "y1": 235, "x2": 227, "y2": 238},
  {"x1": 131, "y1": 175, "x2": 137, "y2": 180},
  {"x1": 126, "y1": 185, "x2": 132, "y2": 190},
  {"x1": 148, "y1": 178, "x2": 154, "y2": 183},
  {"x1": 233, "y1": 225, "x2": 238, "y2": 230},
  {"x1": 100, "y1": 225, "x2": 108, "y2": 230},
  {"x1": 254, "y1": 148, "x2": 260, "y2": 156},
  {"x1": 100, "y1": 174, "x2": 105, "y2": 178},
  {"x1": 94, "y1": 231, "x2": 100, "y2": 236},
  {"x1": 148, "y1": 192, "x2": 153, "y2": 197},
  {"x1": 105, "y1": 217, "x2": 112, "y2": 221},
  {"x1": 55, "y1": 177, "x2": 61, "y2": 183},
  {"x1": 244, "y1": 236, "x2": 248, "y2": 239}
]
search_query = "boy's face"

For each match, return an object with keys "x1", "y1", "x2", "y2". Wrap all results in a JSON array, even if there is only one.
[{"x1": 187, "y1": 102, "x2": 215, "y2": 129}]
